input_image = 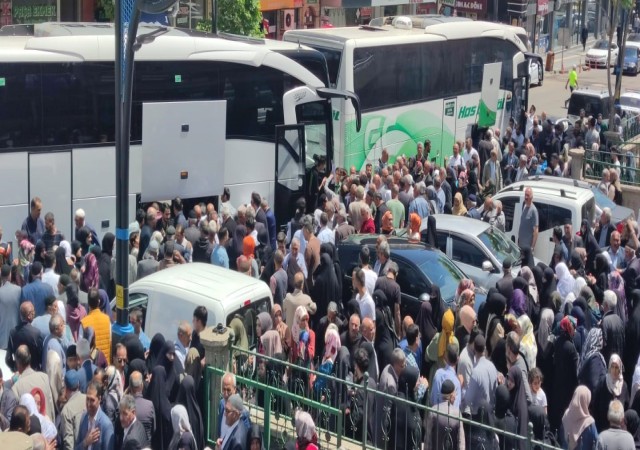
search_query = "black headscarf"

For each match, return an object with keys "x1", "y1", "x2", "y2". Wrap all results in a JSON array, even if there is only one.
[
  {"x1": 495, "y1": 384, "x2": 512, "y2": 419},
  {"x1": 176, "y1": 375, "x2": 204, "y2": 450},
  {"x1": 540, "y1": 267, "x2": 557, "y2": 310},
  {"x1": 425, "y1": 215, "x2": 437, "y2": 247},
  {"x1": 156, "y1": 340, "x2": 184, "y2": 403},
  {"x1": 572, "y1": 296, "x2": 593, "y2": 330},
  {"x1": 146, "y1": 365, "x2": 172, "y2": 450},
  {"x1": 624, "y1": 289, "x2": 640, "y2": 387},
  {"x1": 54, "y1": 246, "x2": 70, "y2": 276},
  {"x1": 527, "y1": 404, "x2": 548, "y2": 443},
  {"x1": 532, "y1": 265, "x2": 544, "y2": 295},
  {"x1": 581, "y1": 219, "x2": 599, "y2": 273},
  {"x1": 494, "y1": 384, "x2": 519, "y2": 450},
  {"x1": 121, "y1": 333, "x2": 145, "y2": 364},
  {"x1": 508, "y1": 365, "x2": 528, "y2": 443},
  {"x1": 147, "y1": 333, "x2": 166, "y2": 373},
  {"x1": 430, "y1": 285, "x2": 447, "y2": 332},
  {"x1": 310, "y1": 252, "x2": 340, "y2": 314},
  {"x1": 416, "y1": 299, "x2": 436, "y2": 349},
  {"x1": 569, "y1": 249, "x2": 586, "y2": 278}
]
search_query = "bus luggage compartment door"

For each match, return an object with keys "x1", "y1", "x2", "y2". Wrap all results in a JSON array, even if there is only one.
[{"x1": 441, "y1": 98, "x2": 457, "y2": 165}]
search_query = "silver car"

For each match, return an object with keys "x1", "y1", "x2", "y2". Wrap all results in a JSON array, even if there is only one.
[{"x1": 431, "y1": 215, "x2": 525, "y2": 290}]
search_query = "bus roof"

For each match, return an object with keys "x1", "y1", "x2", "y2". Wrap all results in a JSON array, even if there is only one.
[
  {"x1": 284, "y1": 20, "x2": 527, "y2": 51},
  {"x1": 0, "y1": 22, "x2": 324, "y2": 86}
]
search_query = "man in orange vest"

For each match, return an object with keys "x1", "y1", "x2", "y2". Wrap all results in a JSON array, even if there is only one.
[{"x1": 80, "y1": 288, "x2": 112, "y2": 364}]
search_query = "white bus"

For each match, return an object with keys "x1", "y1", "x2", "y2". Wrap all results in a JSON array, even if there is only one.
[
  {"x1": 0, "y1": 22, "x2": 359, "y2": 240},
  {"x1": 284, "y1": 15, "x2": 535, "y2": 170}
]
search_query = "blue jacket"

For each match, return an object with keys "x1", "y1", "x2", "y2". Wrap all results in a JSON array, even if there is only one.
[
  {"x1": 75, "y1": 408, "x2": 114, "y2": 450},
  {"x1": 21, "y1": 279, "x2": 55, "y2": 316}
]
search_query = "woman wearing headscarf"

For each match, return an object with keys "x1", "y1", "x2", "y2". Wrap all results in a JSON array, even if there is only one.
[
  {"x1": 451, "y1": 192, "x2": 467, "y2": 216},
  {"x1": 176, "y1": 375, "x2": 204, "y2": 450},
  {"x1": 147, "y1": 366, "x2": 173, "y2": 450},
  {"x1": 591, "y1": 353, "x2": 630, "y2": 431},
  {"x1": 510, "y1": 288, "x2": 527, "y2": 317},
  {"x1": 429, "y1": 285, "x2": 448, "y2": 328},
  {"x1": 520, "y1": 246, "x2": 535, "y2": 270},
  {"x1": 555, "y1": 262, "x2": 576, "y2": 302},
  {"x1": 65, "y1": 283, "x2": 86, "y2": 341},
  {"x1": 588, "y1": 252, "x2": 610, "y2": 304},
  {"x1": 579, "y1": 219, "x2": 599, "y2": 273},
  {"x1": 520, "y1": 266, "x2": 539, "y2": 304},
  {"x1": 494, "y1": 384, "x2": 519, "y2": 450},
  {"x1": 625, "y1": 290, "x2": 640, "y2": 389},
  {"x1": 311, "y1": 245, "x2": 340, "y2": 320},
  {"x1": 561, "y1": 385, "x2": 598, "y2": 450},
  {"x1": 292, "y1": 410, "x2": 319, "y2": 450},
  {"x1": 569, "y1": 248, "x2": 586, "y2": 279},
  {"x1": 549, "y1": 315, "x2": 579, "y2": 435},
  {"x1": 102, "y1": 365, "x2": 123, "y2": 441},
  {"x1": 257, "y1": 312, "x2": 282, "y2": 358},
  {"x1": 128, "y1": 358, "x2": 148, "y2": 392},
  {"x1": 389, "y1": 366, "x2": 420, "y2": 450},
  {"x1": 99, "y1": 232, "x2": 115, "y2": 299},
  {"x1": 272, "y1": 304, "x2": 291, "y2": 359},
  {"x1": 168, "y1": 404, "x2": 197, "y2": 450},
  {"x1": 608, "y1": 270, "x2": 627, "y2": 325},
  {"x1": 19, "y1": 393, "x2": 57, "y2": 440},
  {"x1": 425, "y1": 309, "x2": 458, "y2": 384},
  {"x1": 570, "y1": 305, "x2": 587, "y2": 356},
  {"x1": 507, "y1": 365, "x2": 528, "y2": 449},
  {"x1": 54, "y1": 245, "x2": 71, "y2": 276},
  {"x1": 455, "y1": 305, "x2": 476, "y2": 347},
  {"x1": 469, "y1": 400, "x2": 499, "y2": 450},
  {"x1": 229, "y1": 316, "x2": 249, "y2": 375},
  {"x1": 576, "y1": 328, "x2": 606, "y2": 394},
  {"x1": 157, "y1": 340, "x2": 184, "y2": 403},
  {"x1": 290, "y1": 306, "x2": 315, "y2": 393},
  {"x1": 517, "y1": 314, "x2": 537, "y2": 370},
  {"x1": 80, "y1": 252, "x2": 99, "y2": 292},
  {"x1": 147, "y1": 333, "x2": 166, "y2": 373},
  {"x1": 626, "y1": 410, "x2": 640, "y2": 450},
  {"x1": 314, "y1": 328, "x2": 341, "y2": 396},
  {"x1": 579, "y1": 284, "x2": 602, "y2": 325},
  {"x1": 572, "y1": 296, "x2": 593, "y2": 330},
  {"x1": 248, "y1": 424, "x2": 263, "y2": 450},
  {"x1": 540, "y1": 267, "x2": 557, "y2": 311},
  {"x1": 483, "y1": 291, "x2": 506, "y2": 358},
  {"x1": 416, "y1": 299, "x2": 436, "y2": 352}
]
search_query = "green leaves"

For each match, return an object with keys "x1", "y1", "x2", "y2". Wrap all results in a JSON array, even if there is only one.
[{"x1": 218, "y1": 0, "x2": 263, "y2": 37}]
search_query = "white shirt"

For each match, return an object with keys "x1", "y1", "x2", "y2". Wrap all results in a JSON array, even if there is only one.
[
  {"x1": 463, "y1": 147, "x2": 479, "y2": 165},
  {"x1": 356, "y1": 290, "x2": 375, "y2": 321},
  {"x1": 448, "y1": 154, "x2": 463, "y2": 171},
  {"x1": 42, "y1": 268, "x2": 59, "y2": 294},
  {"x1": 317, "y1": 227, "x2": 335, "y2": 245},
  {"x1": 362, "y1": 267, "x2": 378, "y2": 296}
]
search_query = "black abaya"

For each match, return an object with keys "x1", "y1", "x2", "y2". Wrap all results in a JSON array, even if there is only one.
[
  {"x1": 310, "y1": 252, "x2": 340, "y2": 317},
  {"x1": 176, "y1": 375, "x2": 204, "y2": 450},
  {"x1": 508, "y1": 365, "x2": 528, "y2": 450},
  {"x1": 146, "y1": 366, "x2": 172, "y2": 450},
  {"x1": 624, "y1": 290, "x2": 640, "y2": 388},
  {"x1": 549, "y1": 332, "x2": 579, "y2": 434},
  {"x1": 156, "y1": 340, "x2": 184, "y2": 403}
]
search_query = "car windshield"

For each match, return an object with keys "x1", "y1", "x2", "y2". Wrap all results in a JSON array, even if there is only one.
[
  {"x1": 625, "y1": 47, "x2": 638, "y2": 57},
  {"x1": 593, "y1": 40, "x2": 610, "y2": 50},
  {"x1": 621, "y1": 96, "x2": 640, "y2": 109},
  {"x1": 477, "y1": 227, "x2": 521, "y2": 266},
  {"x1": 418, "y1": 252, "x2": 464, "y2": 301}
]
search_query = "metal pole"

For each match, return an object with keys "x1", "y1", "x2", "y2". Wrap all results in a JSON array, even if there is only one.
[
  {"x1": 212, "y1": 0, "x2": 217, "y2": 33},
  {"x1": 113, "y1": 0, "x2": 138, "y2": 339}
]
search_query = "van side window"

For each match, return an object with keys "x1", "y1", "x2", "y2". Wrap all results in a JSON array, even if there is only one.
[
  {"x1": 534, "y1": 202, "x2": 571, "y2": 232},
  {"x1": 226, "y1": 297, "x2": 271, "y2": 349},
  {"x1": 500, "y1": 197, "x2": 518, "y2": 232}
]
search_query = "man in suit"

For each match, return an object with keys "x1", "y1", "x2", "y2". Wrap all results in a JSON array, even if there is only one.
[
  {"x1": 11, "y1": 345, "x2": 55, "y2": 422},
  {"x1": 128, "y1": 372, "x2": 155, "y2": 444},
  {"x1": 217, "y1": 393, "x2": 248, "y2": 450},
  {"x1": 0, "y1": 367, "x2": 17, "y2": 422},
  {"x1": 595, "y1": 207, "x2": 615, "y2": 249},
  {"x1": 0, "y1": 263, "x2": 21, "y2": 350},
  {"x1": 75, "y1": 381, "x2": 114, "y2": 450},
  {"x1": 5, "y1": 301, "x2": 43, "y2": 372},
  {"x1": 20, "y1": 261, "x2": 55, "y2": 316},
  {"x1": 61, "y1": 370, "x2": 87, "y2": 450},
  {"x1": 119, "y1": 394, "x2": 149, "y2": 450},
  {"x1": 496, "y1": 257, "x2": 514, "y2": 303}
]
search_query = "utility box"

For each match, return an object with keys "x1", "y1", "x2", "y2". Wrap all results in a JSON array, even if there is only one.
[{"x1": 545, "y1": 51, "x2": 555, "y2": 72}]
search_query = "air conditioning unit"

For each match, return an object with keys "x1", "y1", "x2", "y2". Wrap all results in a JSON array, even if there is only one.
[{"x1": 283, "y1": 9, "x2": 295, "y2": 30}]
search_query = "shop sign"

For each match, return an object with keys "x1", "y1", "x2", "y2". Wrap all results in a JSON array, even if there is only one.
[
  {"x1": 12, "y1": 0, "x2": 56, "y2": 22},
  {"x1": 454, "y1": 0, "x2": 485, "y2": 12},
  {"x1": 260, "y1": 0, "x2": 297, "y2": 10},
  {"x1": 441, "y1": 0, "x2": 455, "y2": 7}
]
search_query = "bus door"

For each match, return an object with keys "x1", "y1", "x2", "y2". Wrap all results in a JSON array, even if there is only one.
[
  {"x1": 274, "y1": 125, "x2": 306, "y2": 229},
  {"x1": 442, "y1": 98, "x2": 457, "y2": 164},
  {"x1": 513, "y1": 58, "x2": 531, "y2": 128}
]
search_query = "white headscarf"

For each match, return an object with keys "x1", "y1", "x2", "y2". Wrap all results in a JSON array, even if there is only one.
[
  {"x1": 168, "y1": 404, "x2": 197, "y2": 450},
  {"x1": 573, "y1": 277, "x2": 587, "y2": 298},
  {"x1": 20, "y1": 393, "x2": 57, "y2": 440},
  {"x1": 606, "y1": 354, "x2": 625, "y2": 397},
  {"x1": 632, "y1": 353, "x2": 640, "y2": 401},
  {"x1": 555, "y1": 262, "x2": 576, "y2": 300}
]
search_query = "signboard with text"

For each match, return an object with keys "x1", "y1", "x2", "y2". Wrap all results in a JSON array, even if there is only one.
[
  {"x1": 454, "y1": 0, "x2": 485, "y2": 12},
  {"x1": 12, "y1": 0, "x2": 56, "y2": 22}
]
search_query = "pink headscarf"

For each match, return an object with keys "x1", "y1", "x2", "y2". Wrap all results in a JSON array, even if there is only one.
[
  {"x1": 323, "y1": 328, "x2": 341, "y2": 363},
  {"x1": 81, "y1": 253, "x2": 99, "y2": 291}
]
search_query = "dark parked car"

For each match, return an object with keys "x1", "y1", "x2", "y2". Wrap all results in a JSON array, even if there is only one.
[{"x1": 337, "y1": 234, "x2": 485, "y2": 319}]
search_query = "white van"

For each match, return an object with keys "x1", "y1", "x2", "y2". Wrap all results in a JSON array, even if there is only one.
[
  {"x1": 491, "y1": 181, "x2": 596, "y2": 264},
  {"x1": 123, "y1": 263, "x2": 272, "y2": 344}
]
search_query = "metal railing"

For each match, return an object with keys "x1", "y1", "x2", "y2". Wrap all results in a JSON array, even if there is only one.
[
  {"x1": 205, "y1": 344, "x2": 562, "y2": 450},
  {"x1": 584, "y1": 147, "x2": 640, "y2": 186}
]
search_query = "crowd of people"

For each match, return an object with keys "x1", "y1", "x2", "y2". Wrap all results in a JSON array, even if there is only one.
[{"x1": 0, "y1": 105, "x2": 638, "y2": 450}]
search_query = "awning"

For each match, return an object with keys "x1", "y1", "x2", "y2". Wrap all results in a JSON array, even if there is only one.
[{"x1": 260, "y1": 0, "x2": 303, "y2": 11}]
